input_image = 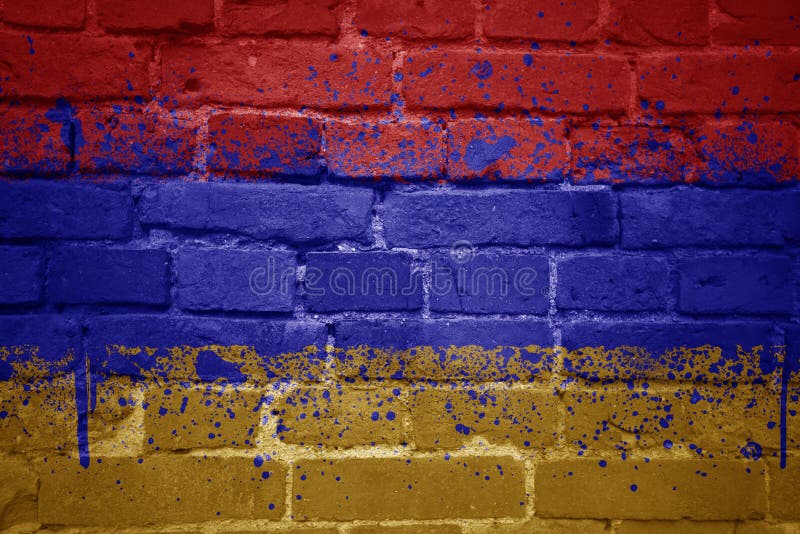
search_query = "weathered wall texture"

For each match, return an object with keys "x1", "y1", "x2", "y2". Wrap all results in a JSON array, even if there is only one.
[{"x1": 0, "y1": 0, "x2": 799, "y2": 532}]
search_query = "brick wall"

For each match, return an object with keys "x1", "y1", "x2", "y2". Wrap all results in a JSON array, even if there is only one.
[{"x1": 0, "y1": 0, "x2": 799, "y2": 532}]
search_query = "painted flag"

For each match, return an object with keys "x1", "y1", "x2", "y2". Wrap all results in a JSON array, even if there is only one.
[{"x1": 0, "y1": 0, "x2": 799, "y2": 530}]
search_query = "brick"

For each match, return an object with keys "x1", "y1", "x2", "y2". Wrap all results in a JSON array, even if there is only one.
[
  {"x1": 351, "y1": 526, "x2": 461, "y2": 534},
  {"x1": 305, "y1": 252, "x2": 423, "y2": 312},
  {"x1": 0, "y1": 180, "x2": 132, "y2": 240},
  {"x1": 0, "y1": 32, "x2": 150, "y2": 99},
  {"x1": 38, "y1": 455, "x2": 286, "y2": 525},
  {"x1": 143, "y1": 383, "x2": 262, "y2": 450},
  {"x1": 76, "y1": 107, "x2": 196, "y2": 175},
  {"x1": 430, "y1": 251, "x2": 549, "y2": 314},
  {"x1": 484, "y1": 0, "x2": 599, "y2": 41},
  {"x1": 409, "y1": 384, "x2": 559, "y2": 449},
  {"x1": 447, "y1": 118, "x2": 567, "y2": 182},
  {"x1": 736, "y1": 524, "x2": 800, "y2": 534},
  {"x1": 273, "y1": 385, "x2": 405, "y2": 447},
  {"x1": 357, "y1": 0, "x2": 474, "y2": 39},
  {"x1": 176, "y1": 248, "x2": 296, "y2": 313},
  {"x1": 383, "y1": 190, "x2": 616, "y2": 248},
  {"x1": 293, "y1": 456, "x2": 526, "y2": 520},
  {"x1": 615, "y1": 520, "x2": 734, "y2": 534},
  {"x1": 561, "y1": 322, "x2": 781, "y2": 382},
  {"x1": 335, "y1": 319, "x2": 555, "y2": 382},
  {"x1": 570, "y1": 125, "x2": 698, "y2": 185},
  {"x1": 638, "y1": 53, "x2": 800, "y2": 114},
  {"x1": 608, "y1": 0, "x2": 710, "y2": 45},
  {"x1": 3, "y1": 0, "x2": 84, "y2": 29},
  {"x1": 89, "y1": 375, "x2": 145, "y2": 455},
  {"x1": 49, "y1": 246, "x2": 170, "y2": 305},
  {"x1": 221, "y1": 0, "x2": 340, "y2": 36},
  {"x1": 677, "y1": 256, "x2": 792, "y2": 315},
  {"x1": 768, "y1": 457, "x2": 800, "y2": 520},
  {"x1": 325, "y1": 120, "x2": 445, "y2": 179},
  {"x1": 404, "y1": 49, "x2": 630, "y2": 113},
  {"x1": 0, "y1": 315, "x2": 80, "y2": 379},
  {"x1": 0, "y1": 104, "x2": 72, "y2": 174},
  {"x1": 714, "y1": 0, "x2": 800, "y2": 45},
  {"x1": 0, "y1": 456, "x2": 37, "y2": 529},
  {"x1": 0, "y1": 246, "x2": 42, "y2": 305},
  {"x1": 563, "y1": 381, "x2": 780, "y2": 456},
  {"x1": 695, "y1": 121, "x2": 799, "y2": 185},
  {"x1": 620, "y1": 190, "x2": 798, "y2": 249},
  {"x1": 208, "y1": 113, "x2": 322, "y2": 176},
  {"x1": 535, "y1": 459, "x2": 766, "y2": 519},
  {"x1": 556, "y1": 256, "x2": 670, "y2": 312},
  {"x1": 0, "y1": 377, "x2": 78, "y2": 452},
  {"x1": 161, "y1": 41, "x2": 392, "y2": 108},
  {"x1": 87, "y1": 316, "x2": 327, "y2": 382},
  {"x1": 97, "y1": 0, "x2": 213, "y2": 32},
  {"x1": 138, "y1": 182, "x2": 373, "y2": 244},
  {"x1": 472, "y1": 520, "x2": 609, "y2": 533}
]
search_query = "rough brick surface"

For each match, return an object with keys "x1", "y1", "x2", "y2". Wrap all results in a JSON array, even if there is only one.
[
  {"x1": 221, "y1": 0, "x2": 341, "y2": 36},
  {"x1": 0, "y1": 180, "x2": 132, "y2": 240},
  {"x1": 0, "y1": 105, "x2": 72, "y2": 174},
  {"x1": 535, "y1": 459, "x2": 766, "y2": 519},
  {"x1": 0, "y1": 32, "x2": 150, "y2": 99},
  {"x1": 38, "y1": 455, "x2": 286, "y2": 525},
  {"x1": 0, "y1": 247, "x2": 42, "y2": 305},
  {"x1": 713, "y1": 0, "x2": 800, "y2": 45},
  {"x1": 556, "y1": 256, "x2": 670, "y2": 311},
  {"x1": 447, "y1": 118, "x2": 567, "y2": 182},
  {"x1": 383, "y1": 190, "x2": 617, "y2": 247},
  {"x1": 49, "y1": 246, "x2": 170, "y2": 305},
  {"x1": 2, "y1": 0, "x2": 85, "y2": 28},
  {"x1": 0, "y1": 457, "x2": 37, "y2": 529},
  {"x1": 176, "y1": 248, "x2": 296, "y2": 312},
  {"x1": 293, "y1": 457, "x2": 526, "y2": 520},
  {"x1": 357, "y1": 0, "x2": 474, "y2": 40},
  {"x1": 97, "y1": 0, "x2": 214, "y2": 32},
  {"x1": 208, "y1": 113, "x2": 322, "y2": 176},
  {"x1": 161, "y1": 41, "x2": 392, "y2": 108},
  {"x1": 404, "y1": 49, "x2": 630, "y2": 113},
  {"x1": 138, "y1": 182, "x2": 374, "y2": 244},
  {"x1": 608, "y1": 0, "x2": 710, "y2": 45},
  {"x1": 677, "y1": 256, "x2": 792, "y2": 315},
  {"x1": 325, "y1": 120, "x2": 445, "y2": 179},
  {"x1": 484, "y1": 0, "x2": 599, "y2": 41}
]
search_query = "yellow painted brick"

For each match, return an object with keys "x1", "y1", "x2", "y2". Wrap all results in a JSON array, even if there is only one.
[
  {"x1": 0, "y1": 456, "x2": 37, "y2": 529},
  {"x1": 788, "y1": 384, "x2": 799, "y2": 450},
  {"x1": 465, "y1": 518, "x2": 607, "y2": 533},
  {"x1": 534, "y1": 459, "x2": 766, "y2": 520},
  {"x1": 143, "y1": 382, "x2": 262, "y2": 450},
  {"x1": 293, "y1": 456, "x2": 527, "y2": 520},
  {"x1": 349, "y1": 525, "x2": 461, "y2": 534},
  {"x1": 38, "y1": 454, "x2": 286, "y2": 525},
  {"x1": 0, "y1": 377, "x2": 76, "y2": 452},
  {"x1": 563, "y1": 381, "x2": 780, "y2": 456},
  {"x1": 90, "y1": 375, "x2": 145, "y2": 454},
  {"x1": 228, "y1": 529, "x2": 339, "y2": 534},
  {"x1": 735, "y1": 523, "x2": 800, "y2": 533},
  {"x1": 274, "y1": 385, "x2": 405, "y2": 447},
  {"x1": 409, "y1": 384, "x2": 559, "y2": 450},
  {"x1": 615, "y1": 520, "x2": 735, "y2": 533},
  {"x1": 404, "y1": 345, "x2": 556, "y2": 382},
  {"x1": 768, "y1": 457, "x2": 800, "y2": 520}
]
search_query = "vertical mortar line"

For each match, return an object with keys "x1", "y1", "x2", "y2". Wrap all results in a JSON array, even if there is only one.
[{"x1": 472, "y1": 0, "x2": 486, "y2": 41}]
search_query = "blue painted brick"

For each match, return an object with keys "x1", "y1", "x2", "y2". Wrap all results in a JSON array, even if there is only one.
[
  {"x1": 382, "y1": 190, "x2": 617, "y2": 247},
  {"x1": 677, "y1": 256, "x2": 792, "y2": 315},
  {"x1": 621, "y1": 190, "x2": 798, "y2": 249},
  {"x1": 557, "y1": 255, "x2": 669, "y2": 311},
  {"x1": 562, "y1": 321, "x2": 781, "y2": 381},
  {"x1": 49, "y1": 246, "x2": 170, "y2": 305},
  {"x1": 430, "y1": 251, "x2": 549, "y2": 314},
  {"x1": 305, "y1": 252, "x2": 423, "y2": 312},
  {"x1": 787, "y1": 326, "x2": 800, "y2": 377},
  {"x1": 0, "y1": 180, "x2": 132, "y2": 239},
  {"x1": 138, "y1": 182, "x2": 374, "y2": 244},
  {"x1": 0, "y1": 316, "x2": 79, "y2": 378},
  {"x1": 0, "y1": 246, "x2": 42, "y2": 305},
  {"x1": 335, "y1": 318, "x2": 554, "y2": 381},
  {"x1": 176, "y1": 248, "x2": 296, "y2": 312},
  {"x1": 87, "y1": 316, "x2": 327, "y2": 381}
]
